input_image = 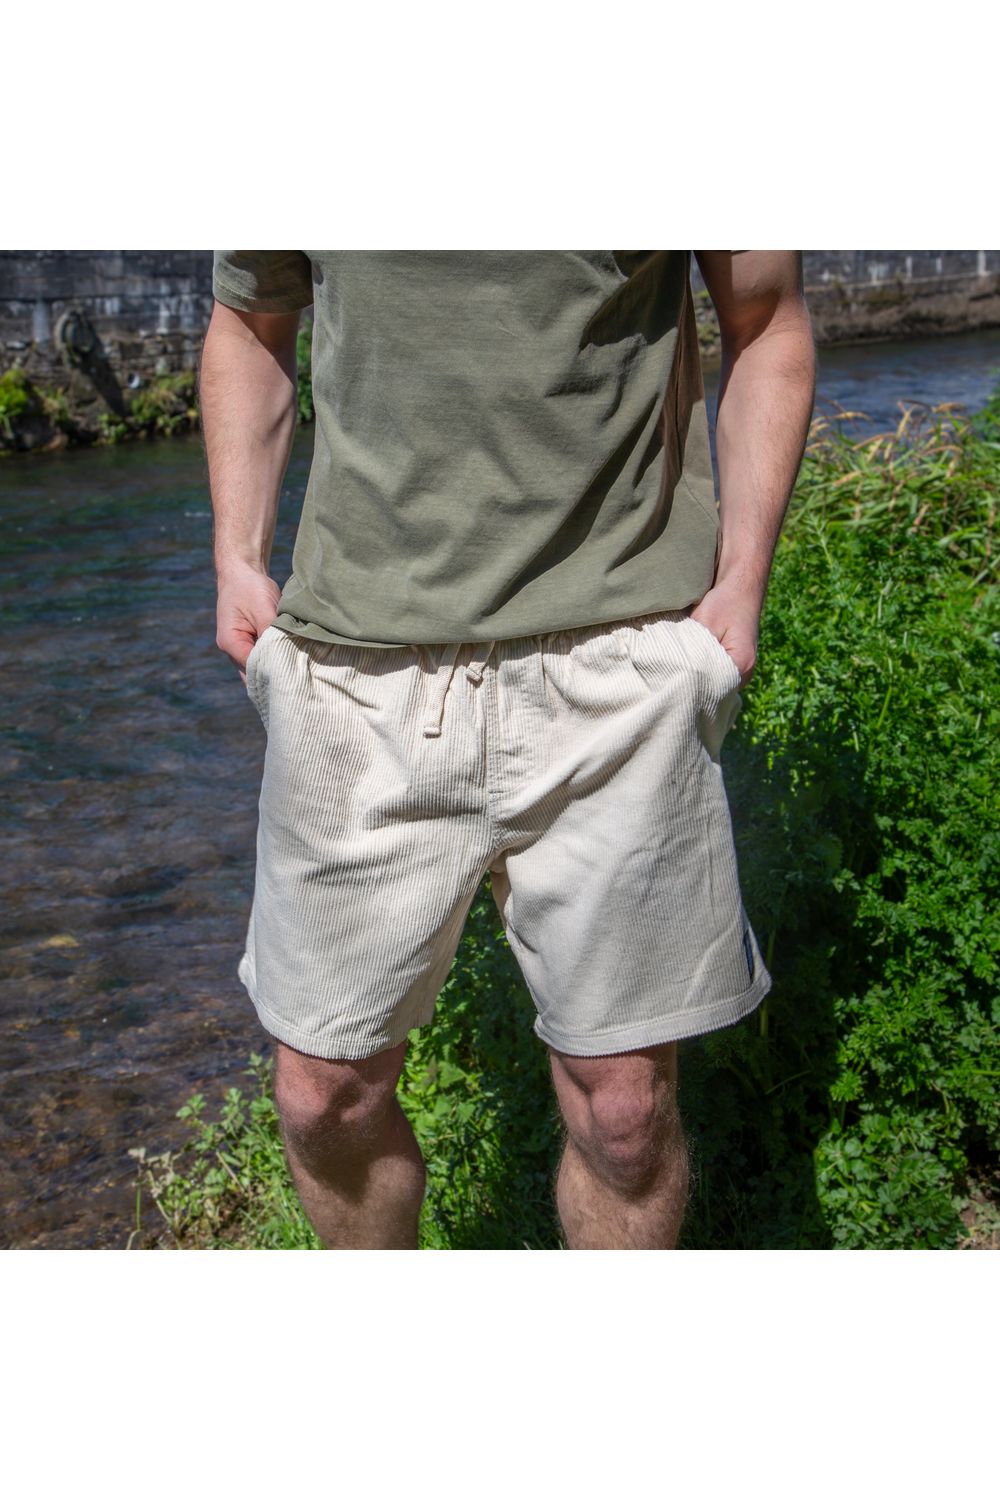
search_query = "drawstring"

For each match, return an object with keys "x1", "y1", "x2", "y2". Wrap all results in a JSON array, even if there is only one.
[
  {"x1": 464, "y1": 643, "x2": 495, "y2": 685},
  {"x1": 421, "y1": 642, "x2": 461, "y2": 738},
  {"x1": 420, "y1": 640, "x2": 496, "y2": 738}
]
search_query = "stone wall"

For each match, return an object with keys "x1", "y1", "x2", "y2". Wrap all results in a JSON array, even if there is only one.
[
  {"x1": 805, "y1": 250, "x2": 999, "y2": 286},
  {"x1": 802, "y1": 269, "x2": 1000, "y2": 345},
  {"x1": 0, "y1": 250, "x2": 213, "y2": 388},
  {"x1": 2, "y1": 250, "x2": 999, "y2": 434},
  {"x1": 690, "y1": 255, "x2": 1000, "y2": 360},
  {"x1": 689, "y1": 249, "x2": 1000, "y2": 292}
]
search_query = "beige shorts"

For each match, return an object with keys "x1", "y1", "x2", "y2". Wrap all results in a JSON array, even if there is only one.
[{"x1": 239, "y1": 610, "x2": 771, "y2": 1060}]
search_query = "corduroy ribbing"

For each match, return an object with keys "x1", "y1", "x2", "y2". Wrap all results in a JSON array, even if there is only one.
[{"x1": 239, "y1": 613, "x2": 770, "y2": 1060}]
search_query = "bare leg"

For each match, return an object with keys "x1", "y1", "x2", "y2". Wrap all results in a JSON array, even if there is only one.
[
  {"x1": 273, "y1": 1039, "x2": 425, "y2": 1249},
  {"x1": 549, "y1": 1043, "x2": 689, "y2": 1249}
]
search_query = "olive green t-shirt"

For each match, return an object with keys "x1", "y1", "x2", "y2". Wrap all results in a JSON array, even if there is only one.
[{"x1": 212, "y1": 251, "x2": 720, "y2": 648}]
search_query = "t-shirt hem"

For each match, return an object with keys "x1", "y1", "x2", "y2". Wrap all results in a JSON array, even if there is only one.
[{"x1": 269, "y1": 600, "x2": 708, "y2": 651}]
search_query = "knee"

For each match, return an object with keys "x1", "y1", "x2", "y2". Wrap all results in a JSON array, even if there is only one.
[
  {"x1": 274, "y1": 1048, "x2": 396, "y2": 1170},
  {"x1": 584, "y1": 1086, "x2": 674, "y2": 1195},
  {"x1": 555, "y1": 1048, "x2": 685, "y2": 1198}
]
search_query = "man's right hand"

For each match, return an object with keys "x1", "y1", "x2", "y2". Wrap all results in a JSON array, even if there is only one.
[
  {"x1": 201, "y1": 299, "x2": 302, "y2": 686},
  {"x1": 216, "y1": 564, "x2": 282, "y2": 685}
]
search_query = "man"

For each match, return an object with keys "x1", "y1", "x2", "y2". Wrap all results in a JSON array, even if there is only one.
[{"x1": 201, "y1": 250, "x2": 815, "y2": 1250}]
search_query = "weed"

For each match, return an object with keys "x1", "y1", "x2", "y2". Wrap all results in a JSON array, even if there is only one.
[
  {"x1": 128, "y1": 372, "x2": 199, "y2": 437},
  {"x1": 0, "y1": 367, "x2": 31, "y2": 438},
  {"x1": 130, "y1": 1055, "x2": 319, "y2": 1248}
]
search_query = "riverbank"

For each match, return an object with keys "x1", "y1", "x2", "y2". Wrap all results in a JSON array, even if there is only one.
[
  {"x1": 0, "y1": 322, "x2": 312, "y2": 456},
  {"x1": 0, "y1": 364, "x2": 200, "y2": 453}
]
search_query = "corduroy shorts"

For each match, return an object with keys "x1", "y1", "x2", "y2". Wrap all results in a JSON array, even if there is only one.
[{"x1": 238, "y1": 610, "x2": 771, "y2": 1060}]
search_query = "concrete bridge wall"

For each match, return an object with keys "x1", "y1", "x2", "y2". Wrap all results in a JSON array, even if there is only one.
[{"x1": 2, "y1": 250, "x2": 998, "y2": 390}]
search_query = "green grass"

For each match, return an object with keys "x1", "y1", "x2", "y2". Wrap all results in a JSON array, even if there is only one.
[{"x1": 132, "y1": 390, "x2": 1000, "y2": 1250}]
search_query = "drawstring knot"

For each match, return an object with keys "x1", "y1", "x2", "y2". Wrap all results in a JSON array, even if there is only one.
[{"x1": 420, "y1": 640, "x2": 496, "y2": 738}]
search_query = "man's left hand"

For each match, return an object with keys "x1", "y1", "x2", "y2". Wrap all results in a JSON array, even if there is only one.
[{"x1": 689, "y1": 581, "x2": 761, "y2": 688}]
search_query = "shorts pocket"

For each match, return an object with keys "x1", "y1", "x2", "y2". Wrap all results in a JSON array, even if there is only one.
[
  {"x1": 621, "y1": 609, "x2": 737, "y2": 709},
  {"x1": 246, "y1": 625, "x2": 275, "y2": 713},
  {"x1": 684, "y1": 615, "x2": 742, "y2": 696}
]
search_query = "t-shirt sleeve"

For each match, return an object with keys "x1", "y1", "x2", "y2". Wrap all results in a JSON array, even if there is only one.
[{"x1": 212, "y1": 251, "x2": 314, "y2": 312}]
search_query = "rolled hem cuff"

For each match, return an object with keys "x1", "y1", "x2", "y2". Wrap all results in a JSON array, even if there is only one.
[
  {"x1": 213, "y1": 279, "x2": 314, "y2": 315},
  {"x1": 532, "y1": 969, "x2": 772, "y2": 1057},
  {"x1": 237, "y1": 953, "x2": 423, "y2": 1062}
]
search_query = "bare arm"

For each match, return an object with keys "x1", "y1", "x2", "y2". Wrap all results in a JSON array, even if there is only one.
[
  {"x1": 200, "y1": 301, "x2": 301, "y2": 678},
  {"x1": 692, "y1": 250, "x2": 816, "y2": 684}
]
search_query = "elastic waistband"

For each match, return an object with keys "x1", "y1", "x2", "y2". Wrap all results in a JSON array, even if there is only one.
[{"x1": 407, "y1": 610, "x2": 694, "y2": 739}]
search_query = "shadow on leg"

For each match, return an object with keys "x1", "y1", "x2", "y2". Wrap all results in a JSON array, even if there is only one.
[{"x1": 274, "y1": 1038, "x2": 426, "y2": 1249}]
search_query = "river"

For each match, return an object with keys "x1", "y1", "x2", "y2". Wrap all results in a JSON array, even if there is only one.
[{"x1": 2, "y1": 327, "x2": 999, "y2": 1248}]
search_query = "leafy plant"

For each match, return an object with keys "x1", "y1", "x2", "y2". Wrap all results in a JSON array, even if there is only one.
[
  {"x1": 39, "y1": 384, "x2": 75, "y2": 434},
  {"x1": 130, "y1": 1055, "x2": 319, "y2": 1249},
  {"x1": 95, "y1": 410, "x2": 131, "y2": 444},
  {"x1": 296, "y1": 319, "x2": 314, "y2": 425},
  {"x1": 127, "y1": 372, "x2": 198, "y2": 437},
  {"x1": 0, "y1": 367, "x2": 31, "y2": 438},
  {"x1": 680, "y1": 398, "x2": 999, "y2": 1248}
]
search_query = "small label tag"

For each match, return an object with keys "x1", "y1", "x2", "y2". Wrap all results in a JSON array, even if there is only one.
[{"x1": 742, "y1": 929, "x2": 755, "y2": 979}]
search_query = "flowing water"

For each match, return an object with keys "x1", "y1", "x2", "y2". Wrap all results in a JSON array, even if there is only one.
[{"x1": 2, "y1": 327, "x2": 999, "y2": 1248}]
